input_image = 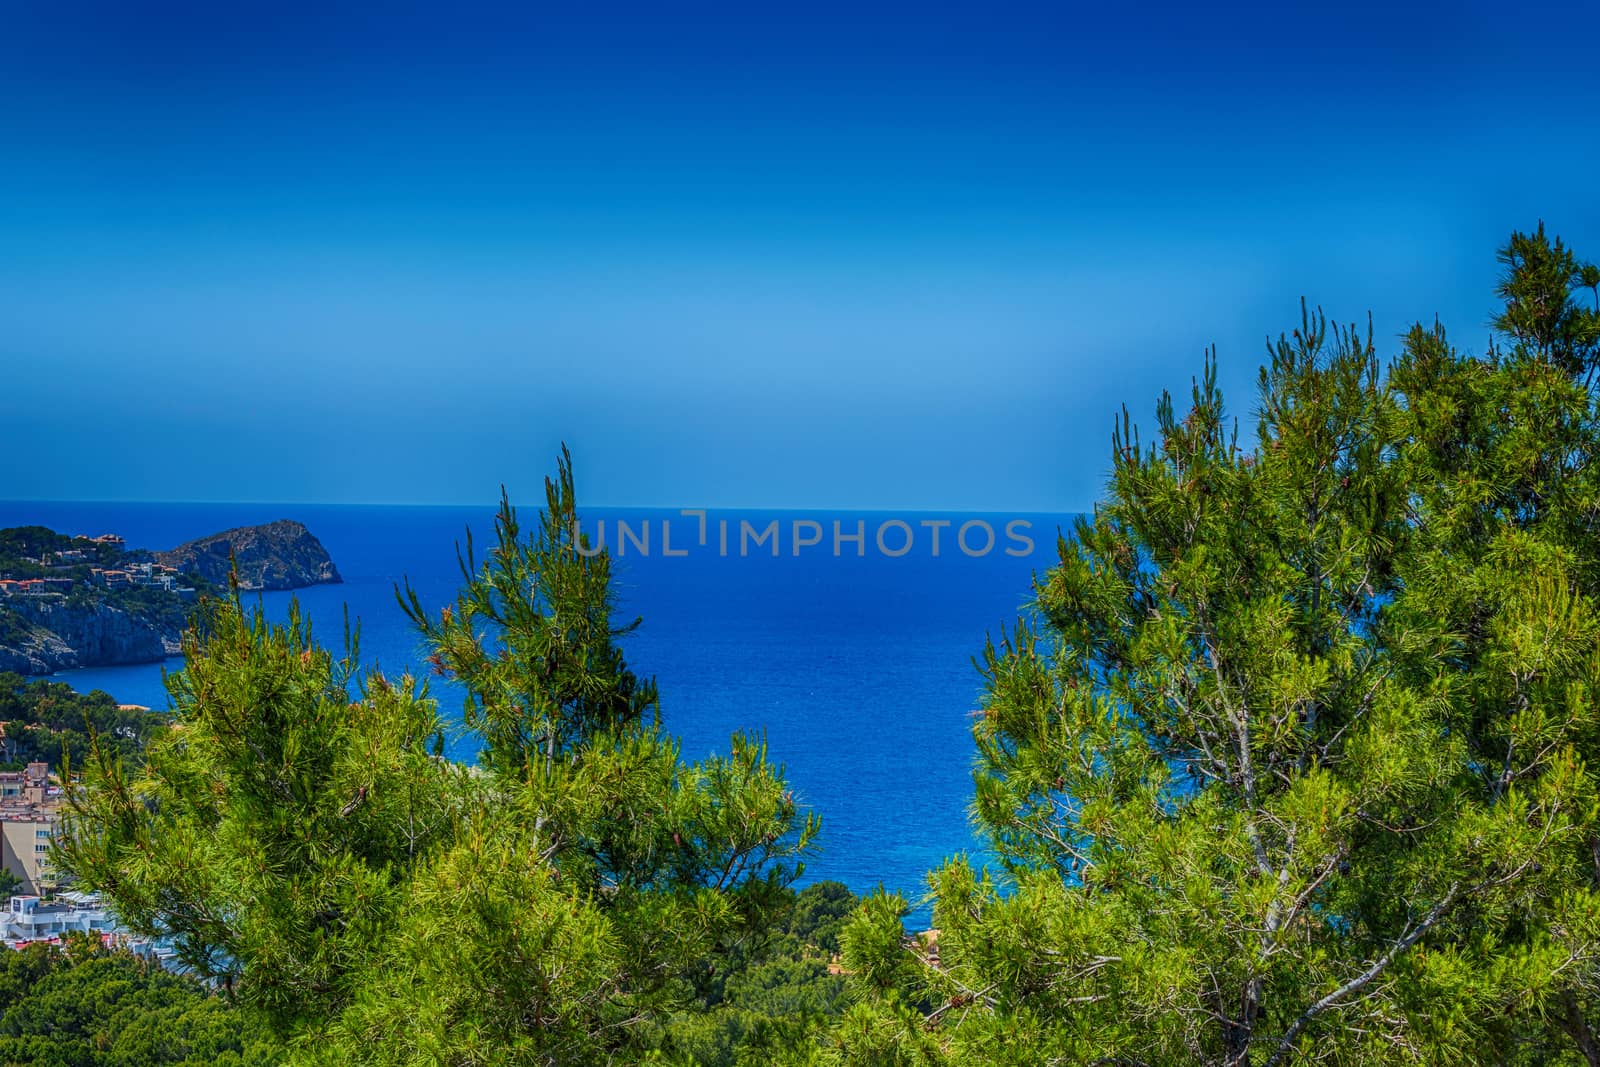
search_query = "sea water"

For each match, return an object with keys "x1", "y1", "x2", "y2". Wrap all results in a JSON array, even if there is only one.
[{"x1": 0, "y1": 500, "x2": 1072, "y2": 919}]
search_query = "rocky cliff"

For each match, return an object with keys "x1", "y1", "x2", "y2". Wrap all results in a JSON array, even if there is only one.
[
  {"x1": 0, "y1": 598, "x2": 180, "y2": 675},
  {"x1": 0, "y1": 519, "x2": 342, "y2": 675},
  {"x1": 154, "y1": 520, "x2": 342, "y2": 591}
]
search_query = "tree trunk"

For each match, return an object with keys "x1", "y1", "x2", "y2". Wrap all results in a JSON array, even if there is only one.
[
  {"x1": 1563, "y1": 992, "x2": 1600, "y2": 1067},
  {"x1": 1224, "y1": 979, "x2": 1262, "y2": 1066}
]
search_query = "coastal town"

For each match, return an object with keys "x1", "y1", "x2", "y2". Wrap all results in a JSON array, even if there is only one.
[
  {"x1": 1, "y1": 520, "x2": 343, "y2": 678},
  {"x1": 0, "y1": 532, "x2": 196, "y2": 599},
  {"x1": 0, "y1": 757, "x2": 174, "y2": 963},
  {"x1": 0, "y1": 524, "x2": 346, "y2": 974}
]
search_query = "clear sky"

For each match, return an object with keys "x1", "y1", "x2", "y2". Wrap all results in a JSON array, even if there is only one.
[{"x1": 3, "y1": 2, "x2": 1597, "y2": 509}]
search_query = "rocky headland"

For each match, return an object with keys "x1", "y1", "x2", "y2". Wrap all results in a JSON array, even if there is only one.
[
  {"x1": 154, "y1": 520, "x2": 343, "y2": 591},
  {"x1": 0, "y1": 520, "x2": 341, "y2": 675}
]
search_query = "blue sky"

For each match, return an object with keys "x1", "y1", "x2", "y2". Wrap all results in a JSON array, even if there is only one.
[{"x1": 3, "y1": 2, "x2": 1597, "y2": 509}]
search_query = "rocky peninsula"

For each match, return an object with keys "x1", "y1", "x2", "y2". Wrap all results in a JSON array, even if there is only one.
[
  {"x1": 0, "y1": 521, "x2": 340, "y2": 675},
  {"x1": 155, "y1": 520, "x2": 342, "y2": 591}
]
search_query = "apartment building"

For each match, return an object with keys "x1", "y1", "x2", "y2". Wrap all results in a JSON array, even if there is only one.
[{"x1": 0, "y1": 763, "x2": 58, "y2": 895}]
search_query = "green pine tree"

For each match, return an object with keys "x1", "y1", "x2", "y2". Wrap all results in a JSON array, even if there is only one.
[
  {"x1": 62, "y1": 449, "x2": 819, "y2": 1066},
  {"x1": 59, "y1": 596, "x2": 461, "y2": 1028},
  {"x1": 836, "y1": 228, "x2": 1600, "y2": 1066}
]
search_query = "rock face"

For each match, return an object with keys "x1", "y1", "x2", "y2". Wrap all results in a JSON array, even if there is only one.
[
  {"x1": 0, "y1": 519, "x2": 342, "y2": 676},
  {"x1": 154, "y1": 520, "x2": 342, "y2": 591},
  {"x1": 0, "y1": 599, "x2": 180, "y2": 674}
]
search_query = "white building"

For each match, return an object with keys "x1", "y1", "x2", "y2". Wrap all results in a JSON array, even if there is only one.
[{"x1": 2, "y1": 893, "x2": 118, "y2": 945}]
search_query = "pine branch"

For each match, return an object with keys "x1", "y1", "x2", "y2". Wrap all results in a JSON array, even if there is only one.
[{"x1": 1260, "y1": 884, "x2": 1459, "y2": 1067}]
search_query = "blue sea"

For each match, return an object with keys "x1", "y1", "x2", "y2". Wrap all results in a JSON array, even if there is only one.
[{"x1": 0, "y1": 501, "x2": 1069, "y2": 921}]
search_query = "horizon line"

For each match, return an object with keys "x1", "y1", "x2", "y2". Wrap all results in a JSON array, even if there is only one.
[{"x1": 0, "y1": 497, "x2": 1087, "y2": 516}]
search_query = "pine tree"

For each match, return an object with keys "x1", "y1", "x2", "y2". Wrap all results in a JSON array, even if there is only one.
[
  {"x1": 59, "y1": 597, "x2": 460, "y2": 1027},
  {"x1": 398, "y1": 445, "x2": 660, "y2": 781},
  {"x1": 63, "y1": 450, "x2": 819, "y2": 1065},
  {"x1": 837, "y1": 230, "x2": 1600, "y2": 1066}
]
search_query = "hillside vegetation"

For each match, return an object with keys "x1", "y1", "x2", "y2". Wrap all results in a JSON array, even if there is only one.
[{"x1": 45, "y1": 227, "x2": 1600, "y2": 1065}]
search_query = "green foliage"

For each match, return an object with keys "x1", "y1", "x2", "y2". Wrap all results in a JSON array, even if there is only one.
[
  {"x1": 63, "y1": 449, "x2": 818, "y2": 1066},
  {"x1": 0, "y1": 528, "x2": 114, "y2": 576},
  {"x1": 58, "y1": 602, "x2": 465, "y2": 1028},
  {"x1": 400, "y1": 447, "x2": 661, "y2": 779},
  {"x1": 780, "y1": 879, "x2": 857, "y2": 956},
  {"x1": 1493, "y1": 221, "x2": 1600, "y2": 376},
  {"x1": 0, "y1": 936, "x2": 280, "y2": 1066},
  {"x1": 0, "y1": 674, "x2": 167, "y2": 770},
  {"x1": 647, "y1": 882, "x2": 856, "y2": 1067},
  {"x1": 54, "y1": 230, "x2": 1600, "y2": 1066},
  {"x1": 838, "y1": 228, "x2": 1600, "y2": 1065},
  {"x1": 0, "y1": 526, "x2": 217, "y2": 674}
]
